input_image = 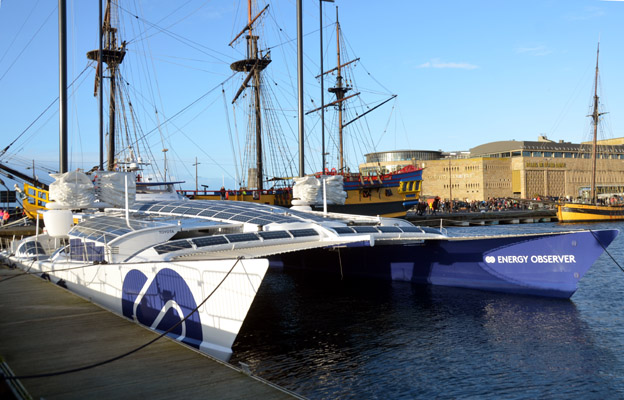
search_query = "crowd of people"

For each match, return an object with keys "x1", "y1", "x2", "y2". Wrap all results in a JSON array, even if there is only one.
[{"x1": 413, "y1": 197, "x2": 555, "y2": 216}]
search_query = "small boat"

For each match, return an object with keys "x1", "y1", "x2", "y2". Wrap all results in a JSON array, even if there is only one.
[{"x1": 557, "y1": 43, "x2": 624, "y2": 222}]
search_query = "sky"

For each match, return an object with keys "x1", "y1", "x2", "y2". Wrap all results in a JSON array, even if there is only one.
[{"x1": 1, "y1": 0, "x2": 624, "y2": 192}]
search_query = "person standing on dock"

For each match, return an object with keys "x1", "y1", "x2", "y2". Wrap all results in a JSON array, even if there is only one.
[
  {"x1": 0, "y1": 209, "x2": 4, "y2": 226},
  {"x1": 432, "y1": 197, "x2": 440, "y2": 215},
  {"x1": 2, "y1": 211, "x2": 8, "y2": 225}
]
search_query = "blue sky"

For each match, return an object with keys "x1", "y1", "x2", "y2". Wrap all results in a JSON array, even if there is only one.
[{"x1": 1, "y1": 0, "x2": 623, "y2": 191}]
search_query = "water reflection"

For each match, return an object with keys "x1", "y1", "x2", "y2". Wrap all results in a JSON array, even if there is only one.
[{"x1": 232, "y1": 269, "x2": 624, "y2": 399}]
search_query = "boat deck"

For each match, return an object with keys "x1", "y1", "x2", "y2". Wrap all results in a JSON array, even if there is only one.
[{"x1": 0, "y1": 266, "x2": 301, "y2": 400}]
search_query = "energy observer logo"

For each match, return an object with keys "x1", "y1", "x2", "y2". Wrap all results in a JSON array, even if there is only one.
[
  {"x1": 484, "y1": 254, "x2": 577, "y2": 264},
  {"x1": 122, "y1": 268, "x2": 203, "y2": 349}
]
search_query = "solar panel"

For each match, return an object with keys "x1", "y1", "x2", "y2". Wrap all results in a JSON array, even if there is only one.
[
  {"x1": 420, "y1": 227, "x2": 441, "y2": 234},
  {"x1": 225, "y1": 233, "x2": 260, "y2": 243},
  {"x1": 192, "y1": 236, "x2": 229, "y2": 247},
  {"x1": 289, "y1": 229, "x2": 319, "y2": 238},
  {"x1": 70, "y1": 215, "x2": 170, "y2": 244},
  {"x1": 229, "y1": 214, "x2": 252, "y2": 222},
  {"x1": 137, "y1": 204, "x2": 152, "y2": 212},
  {"x1": 198, "y1": 210, "x2": 219, "y2": 217},
  {"x1": 213, "y1": 212, "x2": 236, "y2": 219},
  {"x1": 399, "y1": 226, "x2": 422, "y2": 233},
  {"x1": 153, "y1": 240, "x2": 193, "y2": 255},
  {"x1": 377, "y1": 226, "x2": 402, "y2": 233},
  {"x1": 352, "y1": 226, "x2": 378, "y2": 234},
  {"x1": 247, "y1": 218, "x2": 273, "y2": 225},
  {"x1": 332, "y1": 227, "x2": 355, "y2": 234},
  {"x1": 258, "y1": 231, "x2": 291, "y2": 240}
]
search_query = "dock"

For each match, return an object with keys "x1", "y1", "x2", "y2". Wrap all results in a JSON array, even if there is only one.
[
  {"x1": 405, "y1": 209, "x2": 558, "y2": 227},
  {"x1": 0, "y1": 266, "x2": 301, "y2": 400}
]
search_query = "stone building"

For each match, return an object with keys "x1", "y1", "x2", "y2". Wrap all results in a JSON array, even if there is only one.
[{"x1": 358, "y1": 136, "x2": 624, "y2": 201}]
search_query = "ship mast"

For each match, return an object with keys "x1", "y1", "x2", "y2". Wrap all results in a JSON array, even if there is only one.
[
  {"x1": 329, "y1": 7, "x2": 350, "y2": 173},
  {"x1": 590, "y1": 43, "x2": 603, "y2": 205},
  {"x1": 230, "y1": 2, "x2": 271, "y2": 191},
  {"x1": 306, "y1": 6, "x2": 395, "y2": 174},
  {"x1": 87, "y1": 0, "x2": 126, "y2": 171}
]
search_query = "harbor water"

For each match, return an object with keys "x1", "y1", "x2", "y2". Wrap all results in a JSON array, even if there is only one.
[{"x1": 231, "y1": 221, "x2": 624, "y2": 399}]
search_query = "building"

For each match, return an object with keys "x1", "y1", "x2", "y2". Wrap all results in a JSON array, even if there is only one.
[
  {"x1": 358, "y1": 136, "x2": 624, "y2": 201},
  {"x1": 359, "y1": 150, "x2": 442, "y2": 176}
]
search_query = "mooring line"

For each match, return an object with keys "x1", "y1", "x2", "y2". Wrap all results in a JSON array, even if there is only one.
[{"x1": 589, "y1": 230, "x2": 624, "y2": 273}]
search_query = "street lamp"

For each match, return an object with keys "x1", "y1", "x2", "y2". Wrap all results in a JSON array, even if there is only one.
[
  {"x1": 193, "y1": 157, "x2": 201, "y2": 192},
  {"x1": 448, "y1": 152, "x2": 456, "y2": 213},
  {"x1": 162, "y1": 148, "x2": 168, "y2": 182}
]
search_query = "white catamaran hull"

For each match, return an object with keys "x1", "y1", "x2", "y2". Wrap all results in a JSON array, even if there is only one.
[{"x1": 5, "y1": 255, "x2": 268, "y2": 361}]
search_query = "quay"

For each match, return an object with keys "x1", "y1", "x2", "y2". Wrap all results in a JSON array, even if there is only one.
[
  {"x1": 0, "y1": 266, "x2": 301, "y2": 400},
  {"x1": 406, "y1": 209, "x2": 558, "y2": 227},
  {"x1": 0, "y1": 225, "x2": 40, "y2": 240}
]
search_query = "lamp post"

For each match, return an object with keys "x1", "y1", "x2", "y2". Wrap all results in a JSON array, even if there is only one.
[
  {"x1": 448, "y1": 152, "x2": 456, "y2": 213},
  {"x1": 162, "y1": 148, "x2": 168, "y2": 182},
  {"x1": 193, "y1": 157, "x2": 200, "y2": 192}
]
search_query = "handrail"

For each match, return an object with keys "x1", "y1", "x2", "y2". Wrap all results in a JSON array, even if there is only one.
[{"x1": 23, "y1": 183, "x2": 49, "y2": 219}]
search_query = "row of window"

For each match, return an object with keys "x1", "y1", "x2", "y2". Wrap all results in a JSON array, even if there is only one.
[{"x1": 487, "y1": 151, "x2": 624, "y2": 159}]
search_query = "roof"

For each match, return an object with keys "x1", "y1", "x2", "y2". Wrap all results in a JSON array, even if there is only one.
[{"x1": 469, "y1": 139, "x2": 624, "y2": 157}]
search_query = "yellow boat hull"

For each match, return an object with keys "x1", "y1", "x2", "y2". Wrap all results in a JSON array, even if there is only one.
[{"x1": 557, "y1": 203, "x2": 624, "y2": 222}]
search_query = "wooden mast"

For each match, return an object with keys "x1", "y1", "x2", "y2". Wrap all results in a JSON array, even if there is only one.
[
  {"x1": 590, "y1": 43, "x2": 601, "y2": 204},
  {"x1": 87, "y1": 0, "x2": 126, "y2": 171},
  {"x1": 328, "y1": 7, "x2": 350, "y2": 173},
  {"x1": 230, "y1": 2, "x2": 271, "y2": 191}
]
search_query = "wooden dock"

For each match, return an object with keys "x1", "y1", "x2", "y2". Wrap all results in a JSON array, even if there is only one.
[
  {"x1": 405, "y1": 209, "x2": 558, "y2": 227},
  {"x1": 0, "y1": 266, "x2": 301, "y2": 400}
]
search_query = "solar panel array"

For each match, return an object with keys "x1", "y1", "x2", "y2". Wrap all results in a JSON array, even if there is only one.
[
  {"x1": 330, "y1": 225, "x2": 436, "y2": 235},
  {"x1": 153, "y1": 228, "x2": 320, "y2": 255},
  {"x1": 132, "y1": 200, "x2": 329, "y2": 226},
  {"x1": 70, "y1": 238, "x2": 105, "y2": 262},
  {"x1": 70, "y1": 215, "x2": 170, "y2": 244}
]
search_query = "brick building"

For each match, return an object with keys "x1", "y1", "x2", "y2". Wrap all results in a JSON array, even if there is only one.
[{"x1": 358, "y1": 136, "x2": 624, "y2": 201}]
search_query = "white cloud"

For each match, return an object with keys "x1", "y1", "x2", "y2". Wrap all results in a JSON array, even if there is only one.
[
  {"x1": 416, "y1": 58, "x2": 479, "y2": 70},
  {"x1": 516, "y1": 45, "x2": 552, "y2": 56}
]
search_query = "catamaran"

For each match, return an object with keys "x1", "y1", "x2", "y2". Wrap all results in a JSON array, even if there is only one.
[{"x1": 1, "y1": 2, "x2": 620, "y2": 364}]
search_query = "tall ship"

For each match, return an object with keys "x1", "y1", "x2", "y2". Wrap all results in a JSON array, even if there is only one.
[
  {"x1": 179, "y1": 4, "x2": 422, "y2": 218},
  {"x1": 557, "y1": 43, "x2": 624, "y2": 222},
  {"x1": 306, "y1": 6, "x2": 421, "y2": 218}
]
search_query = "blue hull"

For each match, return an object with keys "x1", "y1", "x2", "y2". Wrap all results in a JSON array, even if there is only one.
[{"x1": 276, "y1": 229, "x2": 619, "y2": 298}]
